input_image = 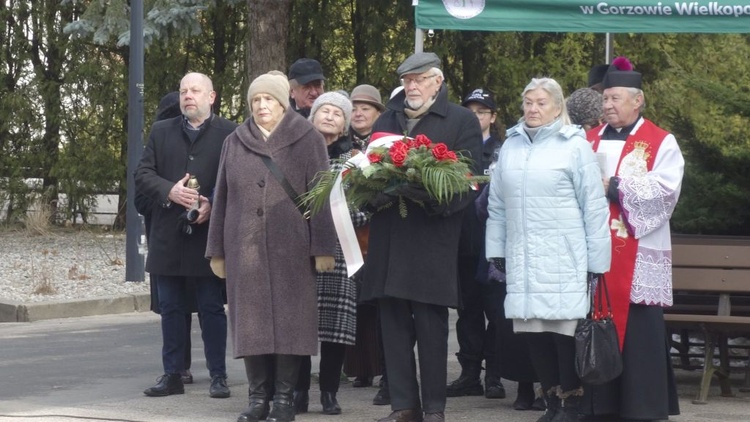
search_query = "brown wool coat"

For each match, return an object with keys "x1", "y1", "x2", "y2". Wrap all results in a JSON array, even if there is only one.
[{"x1": 206, "y1": 110, "x2": 337, "y2": 358}]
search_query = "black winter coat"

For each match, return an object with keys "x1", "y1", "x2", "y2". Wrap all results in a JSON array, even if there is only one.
[
  {"x1": 135, "y1": 114, "x2": 238, "y2": 277},
  {"x1": 359, "y1": 84, "x2": 483, "y2": 307}
]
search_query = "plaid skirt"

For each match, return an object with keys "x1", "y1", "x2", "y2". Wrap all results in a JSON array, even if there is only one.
[{"x1": 317, "y1": 243, "x2": 357, "y2": 345}]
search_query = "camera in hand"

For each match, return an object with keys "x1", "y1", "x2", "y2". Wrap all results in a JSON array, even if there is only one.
[{"x1": 177, "y1": 176, "x2": 201, "y2": 235}]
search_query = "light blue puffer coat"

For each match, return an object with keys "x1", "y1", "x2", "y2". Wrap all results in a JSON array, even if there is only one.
[{"x1": 485, "y1": 119, "x2": 611, "y2": 321}]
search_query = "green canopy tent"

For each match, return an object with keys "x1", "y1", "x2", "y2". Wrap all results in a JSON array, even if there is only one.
[
  {"x1": 413, "y1": 0, "x2": 750, "y2": 57},
  {"x1": 415, "y1": 0, "x2": 750, "y2": 33}
]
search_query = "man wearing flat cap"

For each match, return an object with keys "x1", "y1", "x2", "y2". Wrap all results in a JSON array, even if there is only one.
[
  {"x1": 288, "y1": 58, "x2": 325, "y2": 118},
  {"x1": 360, "y1": 51, "x2": 483, "y2": 422},
  {"x1": 583, "y1": 61, "x2": 683, "y2": 421}
]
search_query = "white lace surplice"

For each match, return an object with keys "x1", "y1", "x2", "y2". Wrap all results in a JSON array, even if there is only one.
[{"x1": 598, "y1": 120, "x2": 684, "y2": 307}]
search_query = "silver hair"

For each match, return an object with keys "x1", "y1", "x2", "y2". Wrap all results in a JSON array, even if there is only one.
[
  {"x1": 626, "y1": 87, "x2": 646, "y2": 111},
  {"x1": 521, "y1": 77, "x2": 571, "y2": 125}
]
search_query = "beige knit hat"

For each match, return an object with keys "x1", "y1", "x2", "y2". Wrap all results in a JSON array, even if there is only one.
[{"x1": 247, "y1": 70, "x2": 290, "y2": 110}]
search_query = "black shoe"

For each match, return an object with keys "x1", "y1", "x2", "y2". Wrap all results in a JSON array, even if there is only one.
[
  {"x1": 143, "y1": 373, "x2": 184, "y2": 397},
  {"x1": 237, "y1": 401, "x2": 270, "y2": 422},
  {"x1": 267, "y1": 401, "x2": 296, "y2": 422},
  {"x1": 209, "y1": 375, "x2": 231, "y2": 398},
  {"x1": 352, "y1": 376, "x2": 373, "y2": 388},
  {"x1": 446, "y1": 375, "x2": 483, "y2": 397},
  {"x1": 293, "y1": 389, "x2": 309, "y2": 414},
  {"x1": 180, "y1": 369, "x2": 193, "y2": 385},
  {"x1": 321, "y1": 391, "x2": 342, "y2": 415},
  {"x1": 372, "y1": 384, "x2": 390, "y2": 405},
  {"x1": 484, "y1": 378, "x2": 506, "y2": 399},
  {"x1": 531, "y1": 396, "x2": 547, "y2": 411}
]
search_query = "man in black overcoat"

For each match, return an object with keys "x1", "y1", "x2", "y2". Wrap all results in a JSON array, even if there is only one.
[
  {"x1": 135, "y1": 72, "x2": 237, "y2": 399},
  {"x1": 359, "y1": 52, "x2": 483, "y2": 422}
]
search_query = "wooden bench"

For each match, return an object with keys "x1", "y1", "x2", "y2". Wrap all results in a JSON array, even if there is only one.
[{"x1": 665, "y1": 234, "x2": 750, "y2": 404}]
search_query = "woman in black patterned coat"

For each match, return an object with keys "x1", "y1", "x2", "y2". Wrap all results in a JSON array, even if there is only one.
[{"x1": 294, "y1": 92, "x2": 367, "y2": 416}]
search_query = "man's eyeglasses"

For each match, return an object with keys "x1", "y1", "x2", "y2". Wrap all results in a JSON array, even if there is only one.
[
  {"x1": 473, "y1": 110, "x2": 493, "y2": 116},
  {"x1": 401, "y1": 74, "x2": 437, "y2": 86}
]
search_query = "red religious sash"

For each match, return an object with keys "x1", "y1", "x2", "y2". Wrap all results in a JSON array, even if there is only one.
[{"x1": 587, "y1": 119, "x2": 667, "y2": 350}]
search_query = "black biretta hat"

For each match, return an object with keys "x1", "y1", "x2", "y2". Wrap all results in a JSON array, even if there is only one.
[
  {"x1": 602, "y1": 71, "x2": 642, "y2": 89},
  {"x1": 601, "y1": 56, "x2": 642, "y2": 89}
]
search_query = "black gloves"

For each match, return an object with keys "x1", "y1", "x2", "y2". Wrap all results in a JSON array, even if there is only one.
[
  {"x1": 393, "y1": 183, "x2": 432, "y2": 202},
  {"x1": 365, "y1": 192, "x2": 395, "y2": 211},
  {"x1": 491, "y1": 257, "x2": 506, "y2": 274},
  {"x1": 607, "y1": 176, "x2": 620, "y2": 205}
]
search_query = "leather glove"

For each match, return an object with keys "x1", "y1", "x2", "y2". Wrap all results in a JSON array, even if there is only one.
[
  {"x1": 487, "y1": 260, "x2": 506, "y2": 284},
  {"x1": 210, "y1": 257, "x2": 226, "y2": 279},
  {"x1": 394, "y1": 183, "x2": 432, "y2": 202},
  {"x1": 490, "y1": 257, "x2": 506, "y2": 274},
  {"x1": 366, "y1": 192, "x2": 395, "y2": 210},
  {"x1": 315, "y1": 255, "x2": 335, "y2": 273},
  {"x1": 607, "y1": 176, "x2": 620, "y2": 205}
]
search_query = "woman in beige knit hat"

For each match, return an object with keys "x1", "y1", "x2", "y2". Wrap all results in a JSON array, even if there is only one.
[{"x1": 206, "y1": 71, "x2": 337, "y2": 422}]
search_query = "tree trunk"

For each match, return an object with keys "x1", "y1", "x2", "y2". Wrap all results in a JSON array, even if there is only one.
[{"x1": 247, "y1": 0, "x2": 293, "y2": 82}]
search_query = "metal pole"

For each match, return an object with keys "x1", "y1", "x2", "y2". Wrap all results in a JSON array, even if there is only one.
[
  {"x1": 126, "y1": 0, "x2": 145, "y2": 282},
  {"x1": 605, "y1": 33, "x2": 612, "y2": 63},
  {"x1": 415, "y1": 28, "x2": 424, "y2": 53}
]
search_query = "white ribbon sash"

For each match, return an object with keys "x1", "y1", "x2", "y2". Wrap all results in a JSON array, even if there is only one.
[{"x1": 330, "y1": 134, "x2": 403, "y2": 276}]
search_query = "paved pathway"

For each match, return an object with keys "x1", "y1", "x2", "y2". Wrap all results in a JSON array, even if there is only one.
[{"x1": 1, "y1": 311, "x2": 749, "y2": 421}]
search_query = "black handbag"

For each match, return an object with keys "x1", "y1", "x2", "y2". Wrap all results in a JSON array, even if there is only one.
[{"x1": 574, "y1": 274, "x2": 623, "y2": 385}]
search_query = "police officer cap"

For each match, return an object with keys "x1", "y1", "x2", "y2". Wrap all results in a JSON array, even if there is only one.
[{"x1": 462, "y1": 88, "x2": 496, "y2": 110}]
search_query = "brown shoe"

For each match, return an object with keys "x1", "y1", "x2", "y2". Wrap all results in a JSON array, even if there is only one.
[
  {"x1": 423, "y1": 412, "x2": 445, "y2": 422},
  {"x1": 377, "y1": 409, "x2": 423, "y2": 422}
]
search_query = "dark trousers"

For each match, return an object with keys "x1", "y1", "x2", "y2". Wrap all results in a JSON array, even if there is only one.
[
  {"x1": 524, "y1": 332, "x2": 579, "y2": 393},
  {"x1": 296, "y1": 341, "x2": 347, "y2": 393},
  {"x1": 455, "y1": 255, "x2": 486, "y2": 364},
  {"x1": 184, "y1": 315, "x2": 193, "y2": 370},
  {"x1": 379, "y1": 297, "x2": 449, "y2": 414},
  {"x1": 455, "y1": 255, "x2": 504, "y2": 377},
  {"x1": 157, "y1": 275, "x2": 227, "y2": 378}
]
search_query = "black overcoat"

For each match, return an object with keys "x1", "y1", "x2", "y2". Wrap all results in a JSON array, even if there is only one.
[
  {"x1": 135, "y1": 114, "x2": 237, "y2": 277},
  {"x1": 359, "y1": 85, "x2": 483, "y2": 308}
]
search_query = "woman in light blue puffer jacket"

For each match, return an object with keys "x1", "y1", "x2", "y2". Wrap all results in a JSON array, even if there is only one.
[{"x1": 485, "y1": 77, "x2": 611, "y2": 422}]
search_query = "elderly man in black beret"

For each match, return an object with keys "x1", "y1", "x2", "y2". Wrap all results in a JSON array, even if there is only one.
[{"x1": 359, "y1": 52, "x2": 483, "y2": 422}]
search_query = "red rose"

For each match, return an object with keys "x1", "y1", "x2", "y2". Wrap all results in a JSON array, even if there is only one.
[
  {"x1": 389, "y1": 141, "x2": 410, "y2": 167},
  {"x1": 445, "y1": 151, "x2": 458, "y2": 162},
  {"x1": 390, "y1": 150, "x2": 407, "y2": 167},
  {"x1": 414, "y1": 134, "x2": 432, "y2": 148},
  {"x1": 368, "y1": 152, "x2": 383, "y2": 163},
  {"x1": 431, "y1": 143, "x2": 451, "y2": 161},
  {"x1": 390, "y1": 141, "x2": 410, "y2": 154}
]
